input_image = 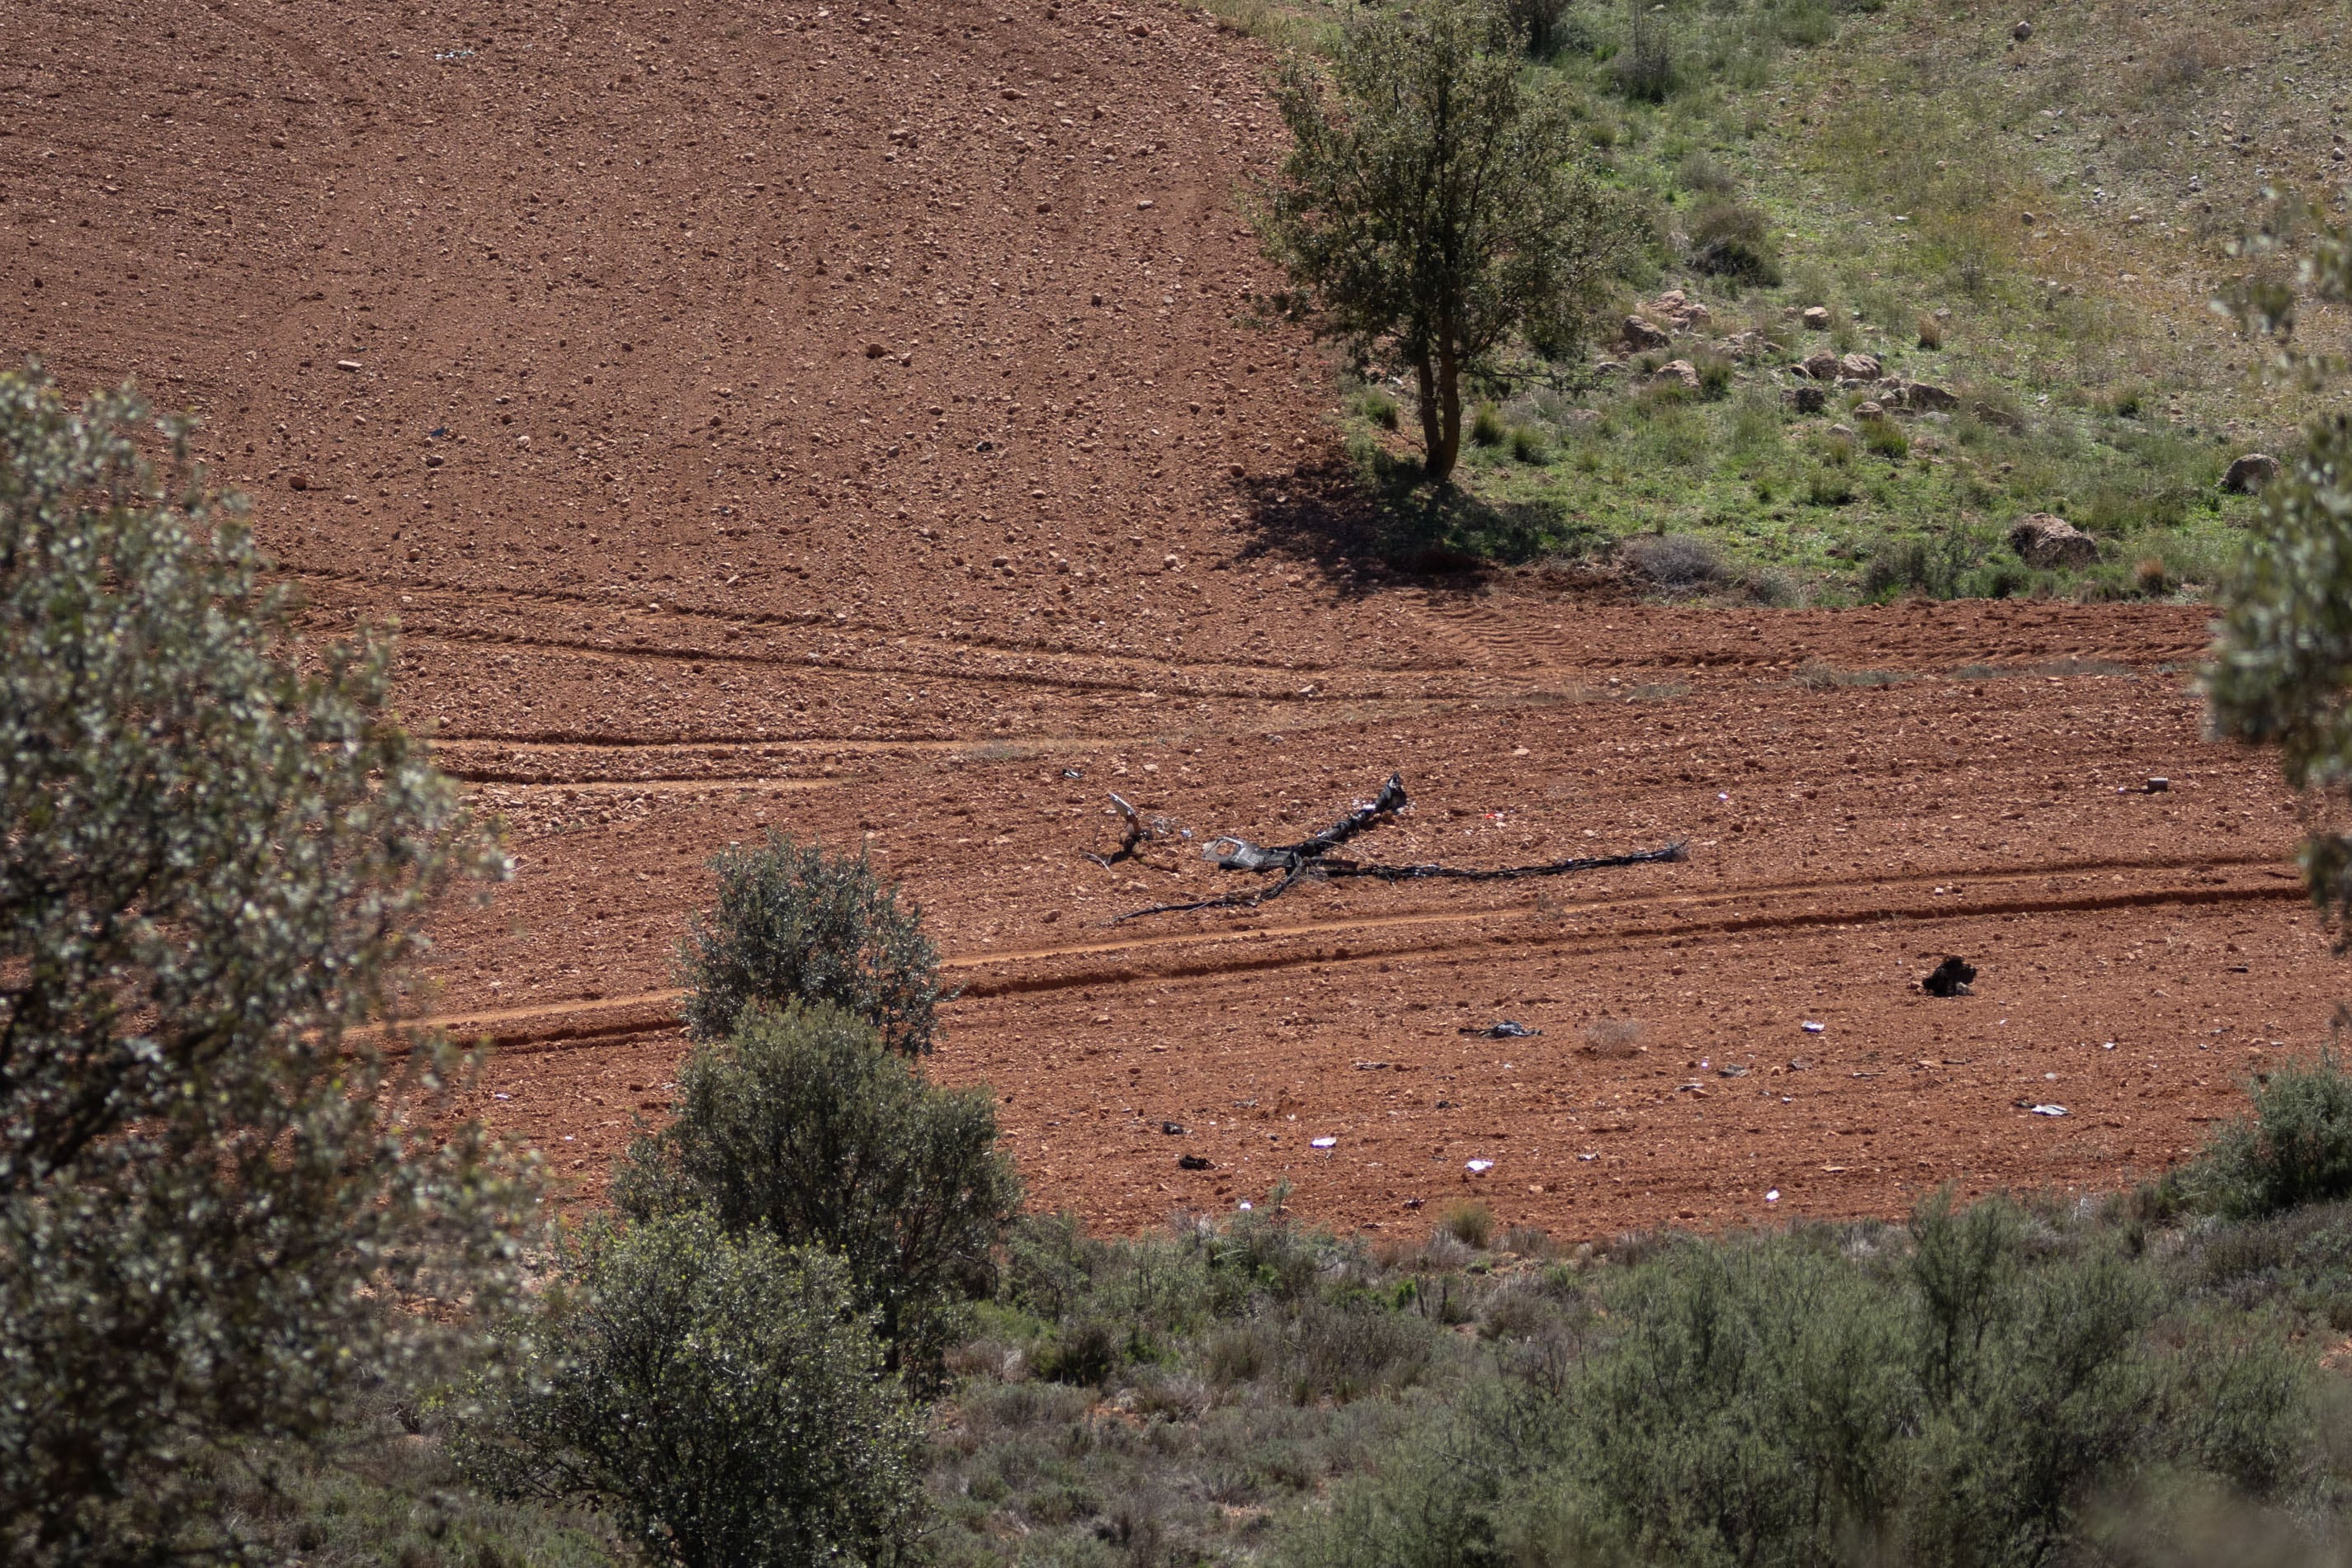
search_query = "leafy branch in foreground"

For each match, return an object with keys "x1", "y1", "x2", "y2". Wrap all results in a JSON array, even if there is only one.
[
  {"x1": 0, "y1": 364, "x2": 531, "y2": 1564},
  {"x1": 2207, "y1": 215, "x2": 2352, "y2": 941}
]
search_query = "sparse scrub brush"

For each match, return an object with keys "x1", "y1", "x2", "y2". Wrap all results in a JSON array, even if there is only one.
[
  {"x1": 1469, "y1": 404, "x2": 1509, "y2": 447},
  {"x1": 678, "y1": 830, "x2": 945, "y2": 1053},
  {"x1": 1916, "y1": 311, "x2": 1945, "y2": 350},
  {"x1": 1689, "y1": 198, "x2": 1781, "y2": 285},
  {"x1": 2183, "y1": 1051, "x2": 2352, "y2": 1219},
  {"x1": 1440, "y1": 1200, "x2": 1496, "y2": 1249},
  {"x1": 1863, "y1": 416, "x2": 1910, "y2": 459}
]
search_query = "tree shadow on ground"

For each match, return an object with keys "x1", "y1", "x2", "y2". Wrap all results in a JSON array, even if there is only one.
[{"x1": 1225, "y1": 446, "x2": 1604, "y2": 596}]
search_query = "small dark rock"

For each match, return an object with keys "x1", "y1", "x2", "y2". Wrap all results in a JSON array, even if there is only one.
[
  {"x1": 1177, "y1": 1153, "x2": 1214, "y2": 1170},
  {"x1": 1160, "y1": 1121, "x2": 1187, "y2": 1136},
  {"x1": 1924, "y1": 956, "x2": 1977, "y2": 998}
]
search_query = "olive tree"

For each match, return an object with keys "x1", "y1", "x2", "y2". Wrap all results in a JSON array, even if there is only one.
[
  {"x1": 458, "y1": 1212, "x2": 924, "y2": 1568},
  {"x1": 0, "y1": 366, "x2": 528, "y2": 1561},
  {"x1": 613, "y1": 1001, "x2": 1022, "y2": 1381},
  {"x1": 2208, "y1": 220, "x2": 2352, "y2": 934},
  {"x1": 1255, "y1": 0, "x2": 1628, "y2": 484},
  {"x1": 678, "y1": 832, "x2": 946, "y2": 1054}
]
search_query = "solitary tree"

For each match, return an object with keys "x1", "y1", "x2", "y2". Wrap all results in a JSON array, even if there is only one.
[
  {"x1": 1256, "y1": 0, "x2": 1627, "y2": 484},
  {"x1": 0, "y1": 366, "x2": 528, "y2": 1561},
  {"x1": 2207, "y1": 219, "x2": 2352, "y2": 934}
]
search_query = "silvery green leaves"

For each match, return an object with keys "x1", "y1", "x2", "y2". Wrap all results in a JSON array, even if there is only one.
[
  {"x1": 2207, "y1": 229, "x2": 2352, "y2": 942},
  {"x1": 0, "y1": 365, "x2": 527, "y2": 1563}
]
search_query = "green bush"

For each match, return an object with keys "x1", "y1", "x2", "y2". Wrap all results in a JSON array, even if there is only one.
[
  {"x1": 678, "y1": 831, "x2": 945, "y2": 1054},
  {"x1": 1358, "y1": 388, "x2": 1402, "y2": 429},
  {"x1": 1440, "y1": 1201, "x2": 1496, "y2": 1249},
  {"x1": 612, "y1": 1002, "x2": 1021, "y2": 1377},
  {"x1": 1613, "y1": 1, "x2": 1678, "y2": 101},
  {"x1": 1688, "y1": 198, "x2": 1782, "y2": 286},
  {"x1": 1282, "y1": 1193, "x2": 2293, "y2": 1568},
  {"x1": 0, "y1": 366, "x2": 527, "y2": 1562},
  {"x1": 458, "y1": 1211, "x2": 923, "y2": 1568},
  {"x1": 1863, "y1": 415, "x2": 1910, "y2": 459},
  {"x1": 1469, "y1": 404, "x2": 1509, "y2": 447},
  {"x1": 2183, "y1": 1051, "x2": 2352, "y2": 1219}
]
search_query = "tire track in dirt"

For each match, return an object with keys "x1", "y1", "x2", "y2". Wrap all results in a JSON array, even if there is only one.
[{"x1": 409, "y1": 853, "x2": 2300, "y2": 1051}]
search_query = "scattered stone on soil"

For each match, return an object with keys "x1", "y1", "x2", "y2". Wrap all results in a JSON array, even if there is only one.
[{"x1": 1802, "y1": 305, "x2": 1831, "y2": 329}]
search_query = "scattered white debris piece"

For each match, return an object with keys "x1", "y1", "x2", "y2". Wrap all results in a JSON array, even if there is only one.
[
  {"x1": 2030, "y1": 1104, "x2": 2068, "y2": 1117},
  {"x1": 1802, "y1": 1021, "x2": 1826, "y2": 1033},
  {"x1": 1466, "y1": 1159, "x2": 1495, "y2": 1174},
  {"x1": 1236, "y1": 1201, "x2": 1253, "y2": 1211},
  {"x1": 1765, "y1": 1188, "x2": 1781, "y2": 1202},
  {"x1": 1311, "y1": 1136, "x2": 1337, "y2": 1150}
]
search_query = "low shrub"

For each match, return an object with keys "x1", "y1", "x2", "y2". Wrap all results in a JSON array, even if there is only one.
[
  {"x1": 1917, "y1": 311, "x2": 1946, "y2": 349},
  {"x1": 1863, "y1": 415, "x2": 1910, "y2": 459},
  {"x1": 1509, "y1": 424, "x2": 1550, "y2": 464},
  {"x1": 1676, "y1": 150, "x2": 1736, "y2": 196},
  {"x1": 1358, "y1": 388, "x2": 1401, "y2": 430},
  {"x1": 678, "y1": 831, "x2": 945, "y2": 1054},
  {"x1": 1693, "y1": 352, "x2": 1735, "y2": 399},
  {"x1": 1613, "y1": 5, "x2": 1678, "y2": 101},
  {"x1": 1620, "y1": 532, "x2": 1726, "y2": 593},
  {"x1": 2183, "y1": 1051, "x2": 2352, "y2": 1220},
  {"x1": 457, "y1": 1212, "x2": 923, "y2": 1568},
  {"x1": 1469, "y1": 404, "x2": 1508, "y2": 447},
  {"x1": 1287, "y1": 1193, "x2": 2303, "y2": 1568},
  {"x1": 1439, "y1": 1201, "x2": 1496, "y2": 1250},
  {"x1": 612, "y1": 1001, "x2": 1022, "y2": 1378},
  {"x1": 1688, "y1": 198, "x2": 1782, "y2": 285}
]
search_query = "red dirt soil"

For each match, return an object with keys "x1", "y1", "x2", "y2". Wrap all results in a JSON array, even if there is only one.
[{"x1": 5, "y1": 0, "x2": 2334, "y2": 1243}]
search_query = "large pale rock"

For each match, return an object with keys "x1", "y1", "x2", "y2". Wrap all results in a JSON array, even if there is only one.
[
  {"x1": 1838, "y1": 352, "x2": 1883, "y2": 380},
  {"x1": 1621, "y1": 315, "x2": 1672, "y2": 351},
  {"x1": 2222, "y1": 452, "x2": 2280, "y2": 494},
  {"x1": 2009, "y1": 512, "x2": 2098, "y2": 569}
]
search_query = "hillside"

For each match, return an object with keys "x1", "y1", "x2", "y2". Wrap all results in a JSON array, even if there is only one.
[{"x1": 0, "y1": 0, "x2": 2338, "y2": 1243}]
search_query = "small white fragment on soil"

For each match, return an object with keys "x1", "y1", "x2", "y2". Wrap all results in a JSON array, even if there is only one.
[{"x1": 1465, "y1": 1159, "x2": 1495, "y2": 1174}]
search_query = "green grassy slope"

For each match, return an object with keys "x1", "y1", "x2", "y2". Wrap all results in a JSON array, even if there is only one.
[{"x1": 1259, "y1": 0, "x2": 2352, "y2": 602}]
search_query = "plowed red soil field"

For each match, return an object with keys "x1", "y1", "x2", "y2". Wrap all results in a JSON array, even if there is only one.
[{"x1": 6, "y1": 0, "x2": 2335, "y2": 1242}]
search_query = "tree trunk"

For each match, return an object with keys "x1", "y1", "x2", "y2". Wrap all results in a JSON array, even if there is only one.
[
  {"x1": 1415, "y1": 354, "x2": 1449, "y2": 484},
  {"x1": 1427, "y1": 339, "x2": 1462, "y2": 484}
]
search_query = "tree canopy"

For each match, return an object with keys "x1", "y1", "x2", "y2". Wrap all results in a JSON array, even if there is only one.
[
  {"x1": 0, "y1": 366, "x2": 529, "y2": 1561},
  {"x1": 1256, "y1": 0, "x2": 1628, "y2": 484}
]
